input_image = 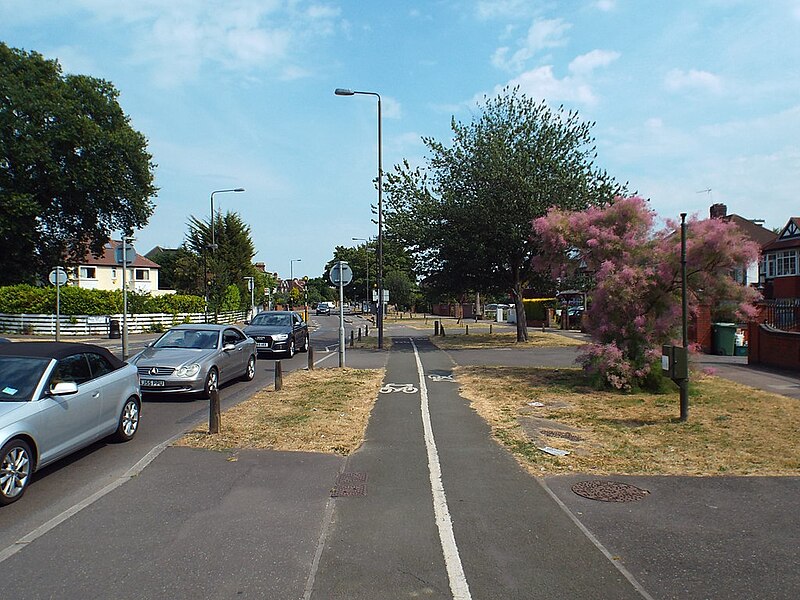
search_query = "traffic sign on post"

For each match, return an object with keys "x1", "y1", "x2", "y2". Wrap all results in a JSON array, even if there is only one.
[
  {"x1": 48, "y1": 267, "x2": 68, "y2": 286},
  {"x1": 329, "y1": 261, "x2": 353, "y2": 286}
]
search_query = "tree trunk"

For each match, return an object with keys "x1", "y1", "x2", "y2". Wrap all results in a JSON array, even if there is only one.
[{"x1": 512, "y1": 282, "x2": 528, "y2": 342}]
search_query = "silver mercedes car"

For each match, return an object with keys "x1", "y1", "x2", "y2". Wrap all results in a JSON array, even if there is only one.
[
  {"x1": 0, "y1": 342, "x2": 140, "y2": 506},
  {"x1": 130, "y1": 324, "x2": 257, "y2": 398}
]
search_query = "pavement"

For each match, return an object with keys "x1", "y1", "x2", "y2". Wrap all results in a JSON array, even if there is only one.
[{"x1": 2, "y1": 325, "x2": 799, "y2": 598}]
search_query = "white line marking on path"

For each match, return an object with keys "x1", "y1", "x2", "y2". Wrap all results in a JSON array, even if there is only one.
[{"x1": 411, "y1": 338, "x2": 472, "y2": 600}]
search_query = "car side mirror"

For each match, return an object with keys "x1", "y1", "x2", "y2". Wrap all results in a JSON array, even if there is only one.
[
  {"x1": 223, "y1": 343, "x2": 236, "y2": 352},
  {"x1": 50, "y1": 381, "x2": 79, "y2": 396},
  {"x1": 244, "y1": 320, "x2": 250, "y2": 325}
]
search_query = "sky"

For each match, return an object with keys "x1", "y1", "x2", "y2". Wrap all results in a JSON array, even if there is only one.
[{"x1": 2, "y1": 0, "x2": 799, "y2": 281}]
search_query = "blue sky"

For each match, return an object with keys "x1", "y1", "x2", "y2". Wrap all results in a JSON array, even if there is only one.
[{"x1": 2, "y1": 1, "x2": 799, "y2": 280}]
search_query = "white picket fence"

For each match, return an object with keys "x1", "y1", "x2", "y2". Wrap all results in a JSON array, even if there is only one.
[{"x1": 0, "y1": 310, "x2": 249, "y2": 336}]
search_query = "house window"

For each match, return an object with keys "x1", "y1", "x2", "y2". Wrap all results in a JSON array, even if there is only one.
[
  {"x1": 767, "y1": 250, "x2": 798, "y2": 278},
  {"x1": 134, "y1": 269, "x2": 149, "y2": 281},
  {"x1": 80, "y1": 267, "x2": 96, "y2": 279}
]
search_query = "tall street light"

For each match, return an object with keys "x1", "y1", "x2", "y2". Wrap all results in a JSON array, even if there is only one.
[
  {"x1": 352, "y1": 237, "x2": 373, "y2": 313},
  {"x1": 335, "y1": 87, "x2": 384, "y2": 348},
  {"x1": 207, "y1": 187, "x2": 244, "y2": 320}
]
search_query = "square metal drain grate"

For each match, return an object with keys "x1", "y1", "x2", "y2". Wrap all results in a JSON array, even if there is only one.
[{"x1": 331, "y1": 472, "x2": 367, "y2": 497}]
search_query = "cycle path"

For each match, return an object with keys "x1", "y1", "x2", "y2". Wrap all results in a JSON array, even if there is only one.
[{"x1": 309, "y1": 335, "x2": 645, "y2": 599}]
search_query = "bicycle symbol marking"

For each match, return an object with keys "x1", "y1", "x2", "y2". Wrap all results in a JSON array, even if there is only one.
[
  {"x1": 428, "y1": 374, "x2": 454, "y2": 382},
  {"x1": 380, "y1": 383, "x2": 418, "y2": 394}
]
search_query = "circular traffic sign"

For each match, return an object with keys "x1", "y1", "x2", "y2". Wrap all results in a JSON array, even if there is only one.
[
  {"x1": 48, "y1": 267, "x2": 68, "y2": 286},
  {"x1": 329, "y1": 261, "x2": 353, "y2": 286}
]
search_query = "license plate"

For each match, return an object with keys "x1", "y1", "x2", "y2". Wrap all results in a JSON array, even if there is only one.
[
  {"x1": 141, "y1": 379, "x2": 165, "y2": 387},
  {"x1": 256, "y1": 342, "x2": 271, "y2": 348}
]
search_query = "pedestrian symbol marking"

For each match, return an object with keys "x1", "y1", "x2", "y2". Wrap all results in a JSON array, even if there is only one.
[{"x1": 380, "y1": 383, "x2": 418, "y2": 394}]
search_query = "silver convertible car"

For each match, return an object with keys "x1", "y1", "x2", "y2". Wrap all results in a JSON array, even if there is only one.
[
  {"x1": 0, "y1": 342, "x2": 141, "y2": 506},
  {"x1": 130, "y1": 324, "x2": 256, "y2": 398}
]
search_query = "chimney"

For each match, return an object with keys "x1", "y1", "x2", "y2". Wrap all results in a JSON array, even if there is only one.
[{"x1": 710, "y1": 203, "x2": 727, "y2": 219}]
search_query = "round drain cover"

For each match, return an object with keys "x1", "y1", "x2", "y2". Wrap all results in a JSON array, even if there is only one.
[{"x1": 571, "y1": 480, "x2": 650, "y2": 502}]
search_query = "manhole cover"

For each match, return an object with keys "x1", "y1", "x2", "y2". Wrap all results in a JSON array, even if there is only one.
[
  {"x1": 540, "y1": 429, "x2": 583, "y2": 442},
  {"x1": 331, "y1": 484, "x2": 366, "y2": 497},
  {"x1": 571, "y1": 480, "x2": 650, "y2": 502},
  {"x1": 336, "y1": 472, "x2": 367, "y2": 485}
]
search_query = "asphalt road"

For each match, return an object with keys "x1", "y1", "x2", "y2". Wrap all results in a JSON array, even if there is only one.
[{"x1": 0, "y1": 316, "x2": 356, "y2": 555}]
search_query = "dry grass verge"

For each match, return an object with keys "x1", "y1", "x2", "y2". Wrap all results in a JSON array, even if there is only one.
[
  {"x1": 456, "y1": 366, "x2": 800, "y2": 476},
  {"x1": 431, "y1": 331, "x2": 584, "y2": 349},
  {"x1": 178, "y1": 367, "x2": 384, "y2": 454}
]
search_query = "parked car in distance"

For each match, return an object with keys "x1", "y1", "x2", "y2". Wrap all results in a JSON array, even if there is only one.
[
  {"x1": 244, "y1": 311, "x2": 309, "y2": 359},
  {"x1": 0, "y1": 342, "x2": 141, "y2": 505},
  {"x1": 129, "y1": 324, "x2": 256, "y2": 398},
  {"x1": 315, "y1": 302, "x2": 331, "y2": 316}
]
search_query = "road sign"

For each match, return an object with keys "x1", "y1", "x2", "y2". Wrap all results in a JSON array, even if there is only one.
[
  {"x1": 115, "y1": 242, "x2": 136, "y2": 264},
  {"x1": 48, "y1": 267, "x2": 68, "y2": 286},
  {"x1": 329, "y1": 261, "x2": 353, "y2": 286},
  {"x1": 372, "y1": 289, "x2": 389, "y2": 302}
]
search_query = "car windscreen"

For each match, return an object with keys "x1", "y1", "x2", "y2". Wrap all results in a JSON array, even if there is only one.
[
  {"x1": 251, "y1": 314, "x2": 291, "y2": 327},
  {"x1": 153, "y1": 329, "x2": 219, "y2": 350},
  {"x1": 0, "y1": 356, "x2": 50, "y2": 402}
]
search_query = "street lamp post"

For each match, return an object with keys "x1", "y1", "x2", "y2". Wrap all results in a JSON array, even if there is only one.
[
  {"x1": 352, "y1": 237, "x2": 372, "y2": 313},
  {"x1": 290, "y1": 258, "x2": 302, "y2": 309},
  {"x1": 335, "y1": 87, "x2": 384, "y2": 349},
  {"x1": 207, "y1": 187, "x2": 244, "y2": 319}
]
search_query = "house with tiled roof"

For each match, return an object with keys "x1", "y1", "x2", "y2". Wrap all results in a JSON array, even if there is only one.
[
  {"x1": 761, "y1": 217, "x2": 800, "y2": 300},
  {"x1": 709, "y1": 203, "x2": 777, "y2": 287},
  {"x1": 71, "y1": 239, "x2": 163, "y2": 294}
]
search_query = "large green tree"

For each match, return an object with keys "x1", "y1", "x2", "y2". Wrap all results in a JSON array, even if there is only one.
[
  {"x1": 384, "y1": 87, "x2": 625, "y2": 340},
  {"x1": 0, "y1": 43, "x2": 157, "y2": 284},
  {"x1": 185, "y1": 212, "x2": 257, "y2": 313}
]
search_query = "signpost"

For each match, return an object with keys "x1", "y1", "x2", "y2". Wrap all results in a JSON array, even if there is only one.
[
  {"x1": 329, "y1": 261, "x2": 353, "y2": 367},
  {"x1": 116, "y1": 238, "x2": 136, "y2": 359},
  {"x1": 49, "y1": 267, "x2": 68, "y2": 341}
]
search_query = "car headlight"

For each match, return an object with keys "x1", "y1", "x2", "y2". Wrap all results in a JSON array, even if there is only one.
[
  {"x1": 176, "y1": 363, "x2": 201, "y2": 377},
  {"x1": 272, "y1": 333, "x2": 289, "y2": 341}
]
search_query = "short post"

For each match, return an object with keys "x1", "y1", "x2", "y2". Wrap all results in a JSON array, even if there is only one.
[
  {"x1": 358, "y1": 327, "x2": 362, "y2": 341},
  {"x1": 365, "y1": 324, "x2": 369, "y2": 337},
  {"x1": 209, "y1": 388, "x2": 221, "y2": 434},
  {"x1": 489, "y1": 323, "x2": 493, "y2": 335},
  {"x1": 275, "y1": 360, "x2": 283, "y2": 391},
  {"x1": 350, "y1": 330, "x2": 354, "y2": 347},
  {"x1": 465, "y1": 324, "x2": 469, "y2": 335},
  {"x1": 441, "y1": 324, "x2": 446, "y2": 336},
  {"x1": 307, "y1": 345, "x2": 314, "y2": 371},
  {"x1": 434, "y1": 321, "x2": 440, "y2": 336}
]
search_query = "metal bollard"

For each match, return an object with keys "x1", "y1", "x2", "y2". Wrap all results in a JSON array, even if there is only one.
[
  {"x1": 350, "y1": 330, "x2": 354, "y2": 347},
  {"x1": 490, "y1": 323, "x2": 493, "y2": 335},
  {"x1": 365, "y1": 324, "x2": 369, "y2": 337},
  {"x1": 358, "y1": 327, "x2": 362, "y2": 341},
  {"x1": 209, "y1": 388, "x2": 221, "y2": 434},
  {"x1": 308, "y1": 345, "x2": 314, "y2": 370},
  {"x1": 465, "y1": 324, "x2": 469, "y2": 335},
  {"x1": 275, "y1": 360, "x2": 283, "y2": 391},
  {"x1": 434, "y1": 321, "x2": 440, "y2": 336}
]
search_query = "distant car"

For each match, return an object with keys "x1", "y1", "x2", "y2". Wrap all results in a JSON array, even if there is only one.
[
  {"x1": 316, "y1": 303, "x2": 330, "y2": 316},
  {"x1": 342, "y1": 304, "x2": 353, "y2": 315},
  {"x1": 0, "y1": 342, "x2": 141, "y2": 506},
  {"x1": 244, "y1": 311, "x2": 309, "y2": 359},
  {"x1": 129, "y1": 324, "x2": 256, "y2": 398}
]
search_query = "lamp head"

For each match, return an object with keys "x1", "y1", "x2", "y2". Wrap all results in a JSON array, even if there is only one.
[{"x1": 335, "y1": 88, "x2": 354, "y2": 96}]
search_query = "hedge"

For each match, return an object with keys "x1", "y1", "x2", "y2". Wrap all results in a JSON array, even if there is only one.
[
  {"x1": 523, "y1": 298, "x2": 556, "y2": 321},
  {"x1": 0, "y1": 285, "x2": 205, "y2": 315}
]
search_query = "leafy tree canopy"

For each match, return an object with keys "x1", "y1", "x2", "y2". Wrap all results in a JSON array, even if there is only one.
[
  {"x1": 534, "y1": 196, "x2": 760, "y2": 390},
  {"x1": 383, "y1": 86, "x2": 625, "y2": 340},
  {"x1": 0, "y1": 42, "x2": 157, "y2": 284}
]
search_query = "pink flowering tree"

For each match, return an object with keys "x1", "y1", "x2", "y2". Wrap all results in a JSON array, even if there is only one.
[{"x1": 533, "y1": 196, "x2": 760, "y2": 391}]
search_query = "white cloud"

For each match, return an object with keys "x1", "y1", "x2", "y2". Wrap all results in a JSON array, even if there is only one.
[
  {"x1": 492, "y1": 18, "x2": 571, "y2": 72},
  {"x1": 501, "y1": 65, "x2": 597, "y2": 105},
  {"x1": 568, "y1": 49, "x2": 620, "y2": 75},
  {"x1": 664, "y1": 68, "x2": 723, "y2": 94}
]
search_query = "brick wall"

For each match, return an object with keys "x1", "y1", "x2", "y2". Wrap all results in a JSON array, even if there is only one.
[
  {"x1": 689, "y1": 304, "x2": 713, "y2": 353},
  {"x1": 748, "y1": 322, "x2": 800, "y2": 370}
]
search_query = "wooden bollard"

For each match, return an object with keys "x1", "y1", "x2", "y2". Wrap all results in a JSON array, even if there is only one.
[
  {"x1": 358, "y1": 327, "x2": 362, "y2": 341},
  {"x1": 434, "y1": 321, "x2": 440, "y2": 336},
  {"x1": 308, "y1": 345, "x2": 314, "y2": 370},
  {"x1": 365, "y1": 324, "x2": 369, "y2": 337},
  {"x1": 490, "y1": 323, "x2": 493, "y2": 334},
  {"x1": 209, "y1": 388, "x2": 221, "y2": 434},
  {"x1": 275, "y1": 360, "x2": 283, "y2": 391},
  {"x1": 350, "y1": 330, "x2": 355, "y2": 347},
  {"x1": 465, "y1": 324, "x2": 469, "y2": 335},
  {"x1": 441, "y1": 324, "x2": 446, "y2": 336}
]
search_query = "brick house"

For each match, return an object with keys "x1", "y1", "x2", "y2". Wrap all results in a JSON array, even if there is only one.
[{"x1": 760, "y1": 217, "x2": 800, "y2": 300}]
